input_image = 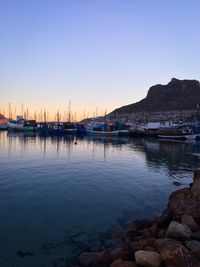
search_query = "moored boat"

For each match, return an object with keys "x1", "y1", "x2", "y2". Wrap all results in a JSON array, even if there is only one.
[
  {"x1": 7, "y1": 118, "x2": 36, "y2": 132},
  {"x1": 87, "y1": 123, "x2": 119, "y2": 136},
  {"x1": 158, "y1": 126, "x2": 196, "y2": 140}
]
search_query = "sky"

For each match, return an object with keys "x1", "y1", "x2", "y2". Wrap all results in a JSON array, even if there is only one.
[{"x1": 1, "y1": 0, "x2": 200, "y2": 120}]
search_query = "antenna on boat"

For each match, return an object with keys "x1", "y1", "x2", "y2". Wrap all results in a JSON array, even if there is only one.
[{"x1": 68, "y1": 100, "x2": 71, "y2": 122}]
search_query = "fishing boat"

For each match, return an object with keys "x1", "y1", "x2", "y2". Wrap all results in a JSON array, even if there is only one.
[
  {"x1": 63, "y1": 122, "x2": 77, "y2": 135},
  {"x1": 87, "y1": 123, "x2": 119, "y2": 136},
  {"x1": 7, "y1": 118, "x2": 36, "y2": 132},
  {"x1": 158, "y1": 126, "x2": 196, "y2": 140}
]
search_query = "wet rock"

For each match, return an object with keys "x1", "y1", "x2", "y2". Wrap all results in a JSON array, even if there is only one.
[
  {"x1": 150, "y1": 223, "x2": 158, "y2": 235},
  {"x1": 181, "y1": 214, "x2": 200, "y2": 232},
  {"x1": 111, "y1": 248, "x2": 130, "y2": 261},
  {"x1": 133, "y1": 219, "x2": 152, "y2": 231},
  {"x1": 126, "y1": 226, "x2": 137, "y2": 241},
  {"x1": 98, "y1": 249, "x2": 111, "y2": 265},
  {"x1": 155, "y1": 239, "x2": 174, "y2": 253},
  {"x1": 155, "y1": 210, "x2": 172, "y2": 228},
  {"x1": 79, "y1": 252, "x2": 100, "y2": 267},
  {"x1": 135, "y1": 250, "x2": 161, "y2": 267},
  {"x1": 185, "y1": 240, "x2": 200, "y2": 250},
  {"x1": 160, "y1": 241, "x2": 200, "y2": 267},
  {"x1": 194, "y1": 168, "x2": 200, "y2": 180},
  {"x1": 191, "y1": 244, "x2": 200, "y2": 262},
  {"x1": 157, "y1": 228, "x2": 166, "y2": 239},
  {"x1": 191, "y1": 179, "x2": 200, "y2": 198},
  {"x1": 110, "y1": 258, "x2": 136, "y2": 267},
  {"x1": 166, "y1": 221, "x2": 192, "y2": 240},
  {"x1": 173, "y1": 181, "x2": 182, "y2": 186},
  {"x1": 192, "y1": 231, "x2": 200, "y2": 241},
  {"x1": 130, "y1": 241, "x2": 144, "y2": 252}
]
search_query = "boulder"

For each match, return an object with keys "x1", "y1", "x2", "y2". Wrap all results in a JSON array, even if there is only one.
[
  {"x1": 191, "y1": 245, "x2": 200, "y2": 262},
  {"x1": 166, "y1": 221, "x2": 192, "y2": 240},
  {"x1": 98, "y1": 249, "x2": 111, "y2": 265},
  {"x1": 135, "y1": 250, "x2": 161, "y2": 267},
  {"x1": 111, "y1": 248, "x2": 130, "y2": 261},
  {"x1": 191, "y1": 179, "x2": 200, "y2": 198},
  {"x1": 130, "y1": 241, "x2": 144, "y2": 252},
  {"x1": 185, "y1": 240, "x2": 200, "y2": 250},
  {"x1": 181, "y1": 214, "x2": 200, "y2": 232},
  {"x1": 110, "y1": 258, "x2": 136, "y2": 267},
  {"x1": 160, "y1": 241, "x2": 200, "y2": 267},
  {"x1": 79, "y1": 252, "x2": 100, "y2": 267},
  {"x1": 194, "y1": 168, "x2": 200, "y2": 180},
  {"x1": 192, "y1": 231, "x2": 200, "y2": 241}
]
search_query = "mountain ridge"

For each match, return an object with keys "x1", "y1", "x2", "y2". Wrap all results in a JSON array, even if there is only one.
[{"x1": 109, "y1": 78, "x2": 200, "y2": 116}]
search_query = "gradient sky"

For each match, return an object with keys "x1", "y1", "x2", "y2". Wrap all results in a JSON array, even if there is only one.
[{"x1": 1, "y1": 0, "x2": 200, "y2": 120}]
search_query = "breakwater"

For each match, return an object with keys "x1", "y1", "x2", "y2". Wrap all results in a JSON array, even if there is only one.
[{"x1": 77, "y1": 169, "x2": 200, "y2": 267}]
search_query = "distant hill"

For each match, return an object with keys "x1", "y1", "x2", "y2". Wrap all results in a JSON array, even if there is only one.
[{"x1": 109, "y1": 78, "x2": 200, "y2": 116}]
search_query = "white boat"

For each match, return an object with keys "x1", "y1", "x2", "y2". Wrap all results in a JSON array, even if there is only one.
[{"x1": 7, "y1": 119, "x2": 35, "y2": 132}]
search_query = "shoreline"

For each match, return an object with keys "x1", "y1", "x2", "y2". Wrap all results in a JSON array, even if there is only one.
[{"x1": 77, "y1": 169, "x2": 200, "y2": 267}]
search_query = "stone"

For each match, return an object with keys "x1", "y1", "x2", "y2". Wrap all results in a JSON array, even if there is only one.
[
  {"x1": 185, "y1": 240, "x2": 200, "y2": 250},
  {"x1": 155, "y1": 239, "x2": 173, "y2": 252},
  {"x1": 155, "y1": 210, "x2": 172, "y2": 227},
  {"x1": 181, "y1": 214, "x2": 200, "y2": 232},
  {"x1": 191, "y1": 179, "x2": 200, "y2": 198},
  {"x1": 111, "y1": 248, "x2": 130, "y2": 261},
  {"x1": 192, "y1": 231, "x2": 200, "y2": 241},
  {"x1": 194, "y1": 168, "x2": 200, "y2": 180},
  {"x1": 150, "y1": 223, "x2": 158, "y2": 235},
  {"x1": 191, "y1": 245, "x2": 200, "y2": 262},
  {"x1": 166, "y1": 221, "x2": 192, "y2": 240},
  {"x1": 79, "y1": 252, "x2": 100, "y2": 267},
  {"x1": 135, "y1": 250, "x2": 161, "y2": 267},
  {"x1": 110, "y1": 258, "x2": 136, "y2": 267},
  {"x1": 98, "y1": 249, "x2": 111, "y2": 265},
  {"x1": 160, "y1": 241, "x2": 200, "y2": 267},
  {"x1": 130, "y1": 241, "x2": 143, "y2": 252},
  {"x1": 173, "y1": 181, "x2": 181, "y2": 186}
]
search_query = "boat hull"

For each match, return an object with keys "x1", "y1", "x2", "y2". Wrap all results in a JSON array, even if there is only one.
[{"x1": 87, "y1": 130, "x2": 119, "y2": 136}]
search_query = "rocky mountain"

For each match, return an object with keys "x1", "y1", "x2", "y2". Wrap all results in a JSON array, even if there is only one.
[{"x1": 110, "y1": 78, "x2": 200, "y2": 115}]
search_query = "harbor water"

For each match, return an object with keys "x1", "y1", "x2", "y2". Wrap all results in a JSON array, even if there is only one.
[{"x1": 0, "y1": 131, "x2": 200, "y2": 267}]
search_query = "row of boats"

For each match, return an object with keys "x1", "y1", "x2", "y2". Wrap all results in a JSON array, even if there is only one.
[{"x1": 1, "y1": 114, "x2": 200, "y2": 140}]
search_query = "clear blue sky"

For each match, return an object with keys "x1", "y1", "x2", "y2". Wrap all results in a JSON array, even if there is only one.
[{"x1": 1, "y1": 0, "x2": 200, "y2": 119}]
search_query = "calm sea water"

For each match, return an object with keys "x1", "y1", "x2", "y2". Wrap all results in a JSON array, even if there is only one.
[{"x1": 0, "y1": 131, "x2": 200, "y2": 267}]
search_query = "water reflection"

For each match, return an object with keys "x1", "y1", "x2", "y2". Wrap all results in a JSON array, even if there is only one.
[
  {"x1": 1, "y1": 132, "x2": 200, "y2": 267},
  {"x1": 4, "y1": 132, "x2": 200, "y2": 174}
]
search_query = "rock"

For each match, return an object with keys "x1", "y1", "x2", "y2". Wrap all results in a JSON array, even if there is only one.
[
  {"x1": 191, "y1": 245, "x2": 200, "y2": 262},
  {"x1": 194, "y1": 168, "x2": 200, "y2": 180},
  {"x1": 98, "y1": 249, "x2": 111, "y2": 265},
  {"x1": 155, "y1": 209, "x2": 172, "y2": 227},
  {"x1": 135, "y1": 250, "x2": 161, "y2": 267},
  {"x1": 130, "y1": 241, "x2": 144, "y2": 252},
  {"x1": 111, "y1": 248, "x2": 130, "y2": 261},
  {"x1": 155, "y1": 239, "x2": 173, "y2": 253},
  {"x1": 166, "y1": 221, "x2": 192, "y2": 240},
  {"x1": 133, "y1": 219, "x2": 152, "y2": 231},
  {"x1": 192, "y1": 231, "x2": 200, "y2": 241},
  {"x1": 173, "y1": 181, "x2": 182, "y2": 186},
  {"x1": 191, "y1": 179, "x2": 200, "y2": 198},
  {"x1": 185, "y1": 240, "x2": 200, "y2": 250},
  {"x1": 181, "y1": 214, "x2": 200, "y2": 232},
  {"x1": 160, "y1": 241, "x2": 200, "y2": 267},
  {"x1": 157, "y1": 228, "x2": 166, "y2": 239},
  {"x1": 150, "y1": 223, "x2": 158, "y2": 235},
  {"x1": 79, "y1": 252, "x2": 100, "y2": 267},
  {"x1": 110, "y1": 258, "x2": 136, "y2": 267}
]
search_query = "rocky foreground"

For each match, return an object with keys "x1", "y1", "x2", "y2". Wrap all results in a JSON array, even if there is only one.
[{"x1": 77, "y1": 169, "x2": 200, "y2": 267}]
